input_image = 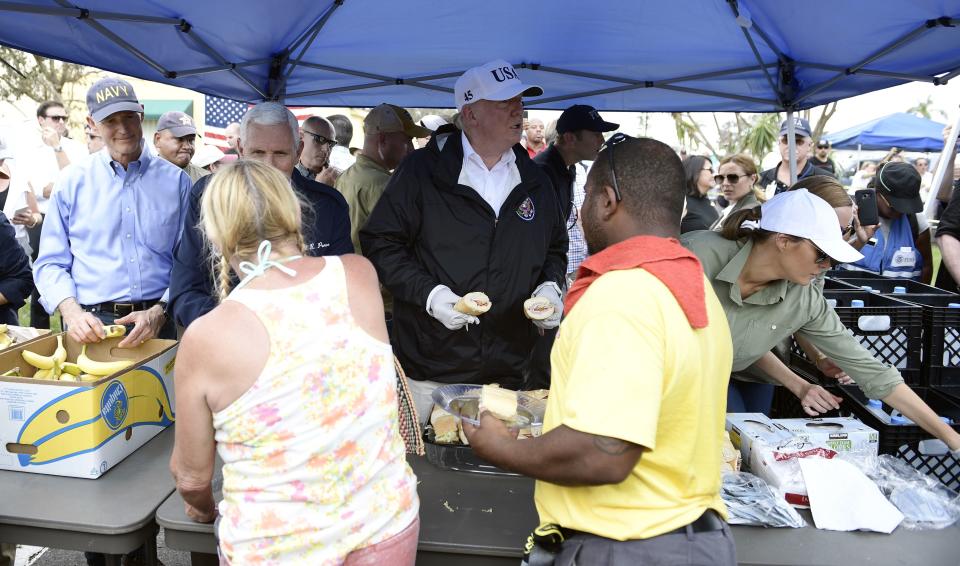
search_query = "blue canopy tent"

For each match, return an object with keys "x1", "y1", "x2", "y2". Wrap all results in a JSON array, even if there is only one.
[
  {"x1": 0, "y1": 0, "x2": 958, "y2": 112},
  {"x1": 824, "y1": 113, "x2": 948, "y2": 152}
]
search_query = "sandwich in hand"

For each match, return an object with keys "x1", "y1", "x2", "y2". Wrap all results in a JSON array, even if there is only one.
[
  {"x1": 454, "y1": 292, "x2": 492, "y2": 316},
  {"x1": 523, "y1": 297, "x2": 555, "y2": 320}
]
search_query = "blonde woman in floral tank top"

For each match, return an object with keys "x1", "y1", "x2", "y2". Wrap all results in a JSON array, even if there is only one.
[{"x1": 171, "y1": 160, "x2": 419, "y2": 565}]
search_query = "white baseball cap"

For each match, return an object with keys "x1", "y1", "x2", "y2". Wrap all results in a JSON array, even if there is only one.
[
  {"x1": 759, "y1": 189, "x2": 863, "y2": 263},
  {"x1": 454, "y1": 59, "x2": 543, "y2": 111}
]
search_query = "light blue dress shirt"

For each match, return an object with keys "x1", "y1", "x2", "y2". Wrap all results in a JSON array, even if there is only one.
[{"x1": 34, "y1": 142, "x2": 191, "y2": 313}]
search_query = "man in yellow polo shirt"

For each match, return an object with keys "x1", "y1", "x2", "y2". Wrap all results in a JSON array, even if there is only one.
[{"x1": 464, "y1": 136, "x2": 735, "y2": 564}]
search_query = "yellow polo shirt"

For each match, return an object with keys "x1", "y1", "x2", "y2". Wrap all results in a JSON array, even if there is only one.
[{"x1": 534, "y1": 268, "x2": 732, "y2": 540}]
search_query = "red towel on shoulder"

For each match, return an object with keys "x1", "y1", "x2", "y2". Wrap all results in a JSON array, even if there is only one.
[{"x1": 565, "y1": 235, "x2": 709, "y2": 329}]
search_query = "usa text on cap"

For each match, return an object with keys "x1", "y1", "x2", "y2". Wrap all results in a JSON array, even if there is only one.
[{"x1": 454, "y1": 59, "x2": 543, "y2": 111}]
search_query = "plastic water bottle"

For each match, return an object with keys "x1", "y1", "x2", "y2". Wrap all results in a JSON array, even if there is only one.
[
  {"x1": 866, "y1": 399, "x2": 888, "y2": 422},
  {"x1": 890, "y1": 410, "x2": 914, "y2": 425},
  {"x1": 851, "y1": 299, "x2": 865, "y2": 308},
  {"x1": 949, "y1": 303, "x2": 960, "y2": 309},
  {"x1": 826, "y1": 299, "x2": 838, "y2": 309},
  {"x1": 860, "y1": 286, "x2": 873, "y2": 292},
  {"x1": 892, "y1": 286, "x2": 907, "y2": 294}
]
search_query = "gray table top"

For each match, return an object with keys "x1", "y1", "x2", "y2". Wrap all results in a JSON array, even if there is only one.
[
  {"x1": 0, "y1": 427, "x2": 175, "y2": 536},
  {"x1": 156, "y1": 453, "x2": 960, "y2": 566}
]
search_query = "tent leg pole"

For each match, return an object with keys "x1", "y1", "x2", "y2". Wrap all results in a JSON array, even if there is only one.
[{"x1": 787, "y1": 110, "x2": 798, "y2": 185}]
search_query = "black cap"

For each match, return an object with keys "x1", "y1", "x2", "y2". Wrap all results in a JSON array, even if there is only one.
[
  {"x1": 875, "y1": 161, "x2": 923, "y2": 214},
  {"x1": 556, "y1": 105, "x2": 619, "y2": 134}
]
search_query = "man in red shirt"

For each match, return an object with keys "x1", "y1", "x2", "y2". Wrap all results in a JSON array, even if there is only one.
[{"x1": 524, "y1": 117, "x2": 546, "y2": 158}]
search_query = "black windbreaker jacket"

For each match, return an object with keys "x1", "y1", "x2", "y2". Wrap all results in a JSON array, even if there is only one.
[{"x1": 359, "y1": 131, "x2": 568, "y2": 388}]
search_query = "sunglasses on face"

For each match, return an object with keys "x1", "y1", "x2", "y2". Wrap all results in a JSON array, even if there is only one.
[
  {"x1": 45, "y1": 115, "x2": 68, "y2": 122},
  {"x1": 302, "y1": 130, "x2": 336, "y2": 148},
  {"x1": 601, "y1": 132, "x2": 631, "y2": 202},
  {"x1": 714, "y1": 173, "x2": 746, "y2": 184},
  {"x1": 806, "y1": 239, "x2": 836, "y2": 266}
]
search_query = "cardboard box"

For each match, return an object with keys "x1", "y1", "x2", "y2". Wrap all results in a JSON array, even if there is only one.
[
  {"x1": 773, "y1": 417, "x2": 879, "y2": 456},
  {"x1": 0, "y1": 332, "x2": 176, "y2": 478},
  {"x1": 725, "y1": 413, "x2": 794, "y2": 464},
  {"x1": 0, "y1": 325, "x2": 51, "y2": 352}
]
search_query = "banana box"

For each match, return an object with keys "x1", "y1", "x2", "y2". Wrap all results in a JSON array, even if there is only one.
[{"x1": 0, "y1": 332, "x2": 177, "y2": 478}]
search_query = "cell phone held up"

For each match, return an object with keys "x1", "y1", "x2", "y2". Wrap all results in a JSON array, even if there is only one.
[{"x1": 854, "y1": 189, "x2": 879, "y2": 227}]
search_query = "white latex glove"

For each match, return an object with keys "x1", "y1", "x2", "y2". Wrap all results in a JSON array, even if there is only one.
[
  {"x1": 427, "y1": 286, "x2": 479, "y2": 331},
  {"x1": 531, "y1": 282, "x2": 563, "y2": 330}
]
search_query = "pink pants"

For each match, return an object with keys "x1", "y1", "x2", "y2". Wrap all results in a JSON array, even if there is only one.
[{"x1": 343, "y1": 516, "x2": 420, "y2": 566}]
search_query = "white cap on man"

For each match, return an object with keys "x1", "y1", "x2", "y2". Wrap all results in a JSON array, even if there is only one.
[
  {"x1": 454, "y1": 59, "x2": 543, "y2": 111},
  {"x1": 759, "y1": 189, "x2": 863, "y2": 263}
]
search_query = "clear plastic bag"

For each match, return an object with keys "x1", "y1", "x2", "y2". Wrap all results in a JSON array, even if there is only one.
[
  {"x1": 859, "y1": 454, "x2": 960, "y2": 530},
  {"x1": 720, "y1": 471, "x2": 806, "y2": 528}
]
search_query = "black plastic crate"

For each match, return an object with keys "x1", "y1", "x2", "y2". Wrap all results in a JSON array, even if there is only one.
[
  {"x1": 790, "y1": 290, "x2": 924, "y2": 384},
  {"x1": 895, "y1": 441, "x2": 960, "y2": 493},
  {"x1": 837, "y1": 385, "x2": 960, "y2": 455},
  {"x1": 822, "y1": 277, "x2": 859, "y2": 290},
  {"x1": 826, "y1": 269, "x2": 886, "y2": 280},
  {"x1": 885, "y1": 294, "x2": 960, "y2": 387},
  {"x1": 921, "y1": 298, "x2": 960, "y2": 388},
  {"x1": 837, "y1": 277, "x2": 952, "y2": 296}
]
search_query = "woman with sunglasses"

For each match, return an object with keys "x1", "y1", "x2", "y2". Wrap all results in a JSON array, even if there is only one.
[
  {"x1": 682, "y1": 190, "x2": 960, "y2": 454},
  {"x1": 680, "y1": 155, "x2": 719, "y2": 233},
  {"x1": 710, "y1": 153, "x2": 764, "y2": 231}
]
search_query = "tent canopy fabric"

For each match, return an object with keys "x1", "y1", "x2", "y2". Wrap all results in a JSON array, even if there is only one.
[
  {"x1": 824, "y1": 113, "x2": 948, "y2": 152},
  {"x1": 0, "y1": 1, "x2": 958, "y2": 111}
]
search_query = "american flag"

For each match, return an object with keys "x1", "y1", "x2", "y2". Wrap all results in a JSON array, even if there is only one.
[
  {"x1": 203, "y1": 95, "x2": 332, "y2": 151},
  {"x1": 203, "y1": 95, "x2": 248, "y2": 151}
]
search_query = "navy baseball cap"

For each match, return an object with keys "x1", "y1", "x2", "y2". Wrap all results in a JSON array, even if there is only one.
[
  {"x1": 779, "y1": 117, "x2": 812, "y2": 138},
  {"x1": 86, "y1": 77, "x2": 142, "y2": 122},
  {"x1": 157, "y1": 111, "x2": 197, "y2": 137},
  {"x1": 557, "y1": 105, "x2": 619, "y2": 134}
]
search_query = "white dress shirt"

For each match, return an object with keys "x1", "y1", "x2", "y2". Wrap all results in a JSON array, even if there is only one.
[{"x1": 458, "y1": 132, "x2": 521, "y2": 218}]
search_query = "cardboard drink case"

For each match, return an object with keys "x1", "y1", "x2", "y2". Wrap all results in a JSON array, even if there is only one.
[
  {"x1": 0, "y1": 332, "x2": 176, "y2": 478},
  {"x1": 725, "y1": 413, "x2": 794, "y2": 464},
  {"x1": 773, "y1": 417, "x2": 879, "y2": 456}
]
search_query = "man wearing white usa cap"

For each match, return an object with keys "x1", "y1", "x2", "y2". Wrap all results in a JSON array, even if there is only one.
[
  {"x1": 361, "y1": 59, "x2": 569, "y2": 420},
  {"x1": 683, "y1": 190, "x2": 960, "y2": 454}
]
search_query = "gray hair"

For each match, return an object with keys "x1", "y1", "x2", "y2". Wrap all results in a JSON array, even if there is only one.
[{"x1": 240, "y1": 102, "x2": 300, "y2": 153}]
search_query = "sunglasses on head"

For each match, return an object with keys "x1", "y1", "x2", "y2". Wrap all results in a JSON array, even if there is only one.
[
  {"x1": 714, "y1": 173, "x2": 745, "y2": 184},
  {"x1": 601, "y1": 133, "x2": 631, "y2": 202},
  {"x1": 302, "y1": 129, "x2": 336, "y2": 148}
]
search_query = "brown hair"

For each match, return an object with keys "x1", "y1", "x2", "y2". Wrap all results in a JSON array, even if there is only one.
[
  {"x1": 790, "y1": 175, "x2": 852, "y2": 209},
  {"x1": 719, "y1": 153, "x2": 766, "y2": 202}
]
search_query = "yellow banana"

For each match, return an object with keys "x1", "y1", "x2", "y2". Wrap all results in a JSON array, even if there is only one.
[
  {"x1": 77, "y1": 345, "x2": 134, "y2": 377},
  {"x1": 59, "y1": 373, "x2": 79, "y2": 382},
  {"x1": 21, "y1": 349, "x2": 55, "y2": 370},
  {"x1": 0, "y1": 334, "x2": 12, "y2": 349},
  {"x1": 15, "y1": 368, "x2": 174, "y2": 466},
  {"x1": 103, "y1": 325, "x2": 126, "y2": 338},
  {"x1": 60, "y1": 362, "x2": 82, "y2": 376},
  {"x1": 52, "y1": 336, "x2": 67, "y2": 366},
  {"x1": 33, "y1": 368, "x2": 53, "y2": 379},
  {"x1": 79, "y1": 374, "x2": 99, "y2": 382},
  {"x1": 0, "y1": 323, "x2": 8, "y2": 333},
  {"x1": 1, "y1": 367, "x2": 20, "y2": 377}
]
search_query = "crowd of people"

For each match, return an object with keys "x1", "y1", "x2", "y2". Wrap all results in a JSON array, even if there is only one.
[{"x1": 1, "y1": 61, "x2": 960, "y2": 565}]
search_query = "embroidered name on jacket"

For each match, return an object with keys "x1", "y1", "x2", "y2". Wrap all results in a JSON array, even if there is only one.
[{"x1": 516, "y1": 197, "x2": 536, "y2": 221}]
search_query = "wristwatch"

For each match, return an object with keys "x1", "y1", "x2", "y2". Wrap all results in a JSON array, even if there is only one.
[{"x1": 156, "y1": 301, "x2": 169, "y2": 318}]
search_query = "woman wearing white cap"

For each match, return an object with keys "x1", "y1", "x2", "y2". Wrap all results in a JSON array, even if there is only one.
[{"x1": 683, "y1": 189, "x2": 960, "y2": 453}]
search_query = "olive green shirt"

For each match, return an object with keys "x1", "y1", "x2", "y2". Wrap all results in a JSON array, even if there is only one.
[
  {"x1": 335, "y1": 153, "x2": 392, "y2": 254},
  {"x1": 681, "y1": 230, "x2": 903, "y2": 399},
  {"x1": 184, "y1": 162, "x2": 209, "y2": 184},
  {"x1": 711, "y1": 190, "x2": 759, "y2": 231}
]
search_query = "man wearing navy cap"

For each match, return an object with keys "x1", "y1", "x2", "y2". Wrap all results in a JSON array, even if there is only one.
[
  {"x1": 34, "y1": 76, "x2": 191, "y2": 566},
  {"x1": 758, "y1": 117, "x2": 834, "y2": 197},
  {"x1": 153, "y1": 110, "x2": 208, "y2": 183},
  {"x1": 527, "y1": 105, "x2": 618, "y2": 388}
]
